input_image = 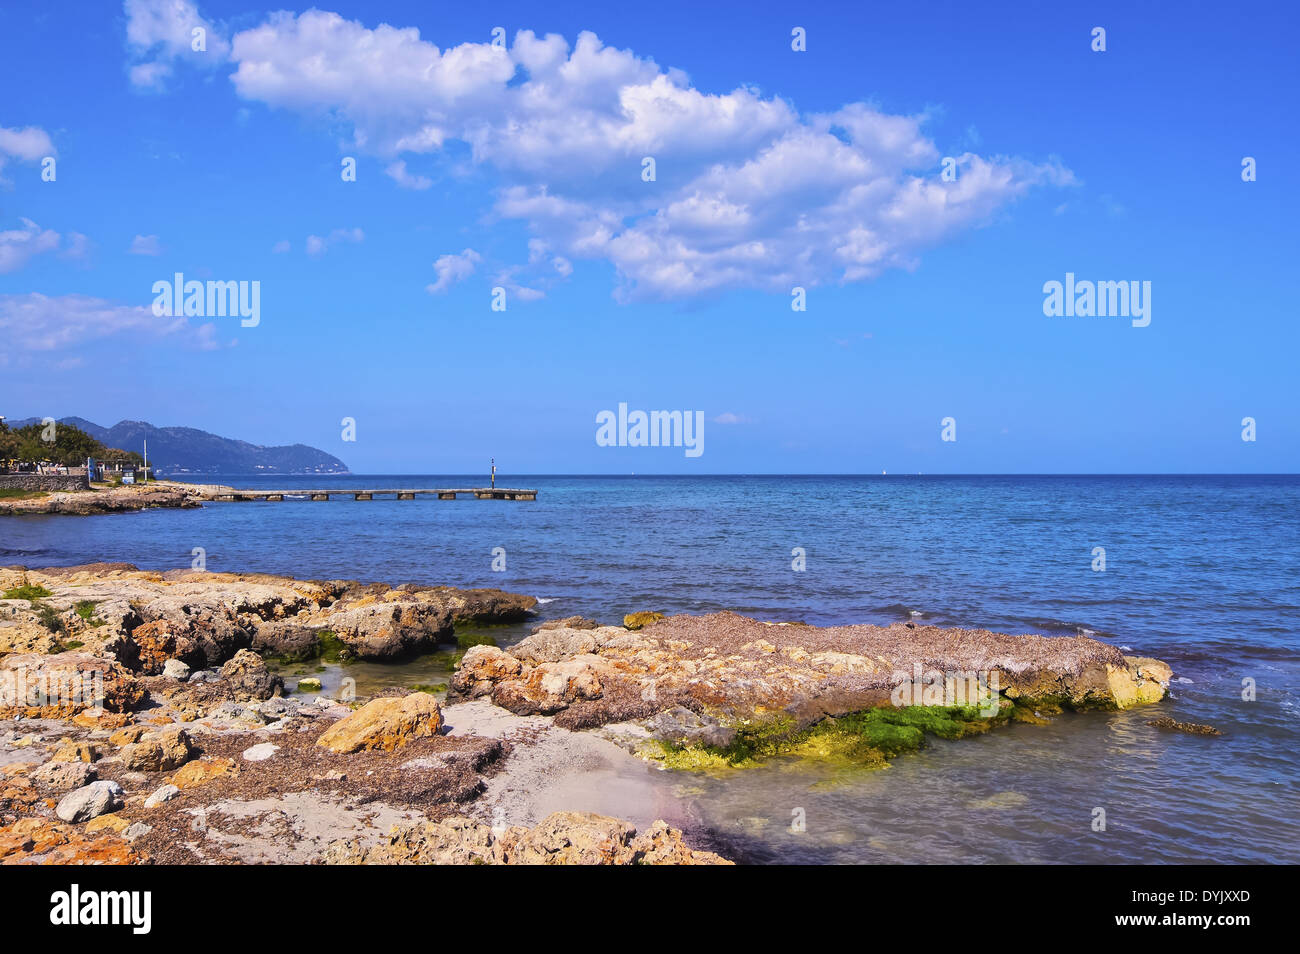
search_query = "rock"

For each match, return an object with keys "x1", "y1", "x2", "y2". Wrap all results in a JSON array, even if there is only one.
[
  {"x1": 510, "y1": 626, "x2": 605, "y2": 664},
  {"x1": 623, "y1": 611, "x2": 665, "y2": 631},
  {"x1": 451, "y1": 609, "x2": 1175, "y2": 763},
  {"x1": 129, "y1": 620, "x2": 205, "y2": 675},
  {"x1": 56, "y1": 780, "x2": 125, "y2": 823},
  {"x1": 322, "y1": 599, "x2": 453, "y2": 659},
  {"x1": 143, "y1": 784, "x2": 180, "y2": 808},
  {"x1": 0, "y1": 818, "x2": 142, "y2": 864},
  {"x1": 1147, "y1": 717, "x2": 1222, "y2": 736},
  {"x1": 109, "y1": 725, "x2": 147, "y2": 747},
  {"x1": 162, "y1": 658, "x2": 192, "y2": 681},
  {"x1": 242, "y1": 742, "x2": 279, "y2": 762},
  {"x1": 251, "y1": 620, "x2": 324, "y2": 660},
  {"x1": 168, "y1": 757, "x2": 237, "y2": 790},
  {"x1": 133, "y1": 593, "x2": 254, "y2": 667},
  {"x1": 219, "y1": 649, "x2": 283, "y2": 701},
  {"x1": 0, "y1": 652, "x2": 144, "y2": 717},
  {"x1": 322, "y1": 811, "x2": 730, "y2": 865},
  {"x1": 124, "y1": 822, "x2": 152, "y2": 841},
  {"x1": 449, "y1": 645, "x2": 524, "y2": 699},
  {"x1": 51, "y1": 739, "x2": 102, "y2": 763},
  {"x1": 535, "y1": 616, "x2": 603, "y2": 632},
  {"x1": 644, "y1": 706, "x2": 736, "y2": 748},
  {"x1": 297, "y1": 677, "x2": 322, "y2": 691},
  {"x1": 84, "y1": 813, "x2": 130, "y2": 835},
  {"x1": 31, "y1": 759, "x2": 96, "y2": 793},
  {"x1": 120, "y1": 727, "x2": 193, "y2": 772},
  {"x1": 316, "y1": 692, "x2": 443, "y2": 754},
  {"x1": 208, "y1": 701, "x2": 267, "y2": 724}
]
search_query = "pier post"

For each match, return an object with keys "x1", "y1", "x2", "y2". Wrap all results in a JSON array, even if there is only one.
[
  {"x1": 266, "y1": 494, "x2": 283, "y2": 501},
  {"x1": 438, "y1": 492, "x2": 456, "y2": 500},
  {"x1": 355, "y1": 492, "x2": 372, "y2": 500},
  {"x1": 311, "y1": 493, "x2": 329, "y2": 501},
  {"x1": 397, "y1": 492, "x2": 415, "y2": 500}
]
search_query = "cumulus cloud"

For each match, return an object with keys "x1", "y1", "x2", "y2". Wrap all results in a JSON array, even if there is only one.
[
  {"x1": 0, "y1": 125, "x2": 55, "y2": 181},
  {"x1": 160, "y1": 9, "x2": 1075, "y2": 300},
  {"x1": 123, "y1": 0, "x2": 231, "y2": 88},
  {"x1": 0, "y1": 292, "x2": 217, "y2": 351},
  {"x1": 711, "y1": 412, "x2": 751, "y2": 425},
  {"x1": 426, "y1": 248, "x2": 481, "y2": 294},
  {"x1": 305, "y1": 227, "x2": 364, "y2": 256},
  {"x1": 385, "y1": 160, "x2": 432, "y2": 190},
  {"x1": 271, "y1": 239, "x2": 291, "y2": 253},
  {"x1": 0, "y1": 219, "x2": 71, "y2": 273},
  {"x1": 129, "y1": 233, "x2": 163, "y2": 255}
]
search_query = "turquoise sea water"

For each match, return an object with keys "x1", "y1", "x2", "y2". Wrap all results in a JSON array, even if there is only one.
[{"x1": 3, "y1": 474, "x2": 1297, "y2": 863}]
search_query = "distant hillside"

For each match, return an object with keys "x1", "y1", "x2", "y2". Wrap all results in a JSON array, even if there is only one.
[{"x1": 7, "y1": 417, "x2": 349, "y2": 476}]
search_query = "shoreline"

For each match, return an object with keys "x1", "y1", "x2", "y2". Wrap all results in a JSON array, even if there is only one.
[{"x1": 0, "y1": 563, "x2": 1174, "y2": 865}]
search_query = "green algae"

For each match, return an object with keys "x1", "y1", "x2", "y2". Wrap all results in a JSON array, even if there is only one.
[
  {"x1": 649, "y1": 702, "x2": 1025, "y2": 772},
  {"x1": 623, "y1": 611, "x2": 665, "y2": 631},
  {"x1": 2, "y1": 584, "x2": 53, "y2": 601}
]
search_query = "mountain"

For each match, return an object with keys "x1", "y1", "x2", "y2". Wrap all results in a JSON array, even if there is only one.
[{"x1": 6, "y1": 418, "x2": 349, "y2": 476}]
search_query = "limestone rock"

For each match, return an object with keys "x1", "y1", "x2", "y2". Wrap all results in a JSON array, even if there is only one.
[
  {"x1": 120, "y1": 727, "x2": 193, "y2": 772},
  {"x1": 31, "y1": 759, "x2": 97, "y2": 793},
  {"x1": 162, "y1": 658, "x2": 192, "y2": 681},
  {"x1": 143, "y1": 784, "x2": 180, "y2": 808},
  {"x1": 316, "y1": 692, "x2": 443, "y2": 754},
  {"x1": 56, "y1": 780, "x2": 125, "y2": 823},
  {"x1": 168, "y1": 757, "x2": 237, "y2": 790},
  {"x1": 322, "y1": 811, "x2": 730, "y2": 865},
  {"x1": 219, "y1": 649, "x2": 283, "y2": 701}
]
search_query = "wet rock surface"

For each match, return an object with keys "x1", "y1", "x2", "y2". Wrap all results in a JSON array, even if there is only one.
[{"x1": 450, "y1": 611, "x2": 1173, "y2": 746}]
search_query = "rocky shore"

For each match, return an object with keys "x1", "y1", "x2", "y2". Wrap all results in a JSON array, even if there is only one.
[
  {"x1": 0, "y1": 564, "x2": 726, "y2": 865},
  {"x1": 0, "y1": 481, "x2": 218, "y2": 516},
  {"x1": 0, "y1": 564, "x2": 1173, "y2": 865}
]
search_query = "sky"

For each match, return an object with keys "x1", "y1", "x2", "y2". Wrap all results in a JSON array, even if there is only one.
[{"x1": 1, "y1": 0, "x2": 1296, "y2": 474}]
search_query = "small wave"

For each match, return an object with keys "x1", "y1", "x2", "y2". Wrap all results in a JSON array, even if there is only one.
[
  {"x1": 536, "y1": 597, "x2": 556, "y2": 605},
  {"x1": 0, "y1": 547, "x2": 49, "y2": 557},
  {"x1": 1175, "y1": 676, "x2": 1194, "y2": 684},
  {"x1": 1120, "y1": 645, "x2": 1133, "y2": 651}
]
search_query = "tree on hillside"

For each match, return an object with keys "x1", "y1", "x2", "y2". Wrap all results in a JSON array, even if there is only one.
[
  {"x1": 12, "y1": 422, "x2": 109, "y2": 466},
  {"x1": 0, "y1": 421, "x2": 18, "y2": 460}
]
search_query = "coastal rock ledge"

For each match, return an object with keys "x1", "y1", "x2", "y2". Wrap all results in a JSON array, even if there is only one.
[
  {"x1": 0, "y1": 563, "x2": 538, "y2": 670},
  {"x1": 450, "y1": 611, "x2": 1173, "y2": 764}
]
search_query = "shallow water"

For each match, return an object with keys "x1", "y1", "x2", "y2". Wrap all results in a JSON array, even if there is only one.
[{"x1": 4, "y1": 474, "x2": 1297, "y2": 863}]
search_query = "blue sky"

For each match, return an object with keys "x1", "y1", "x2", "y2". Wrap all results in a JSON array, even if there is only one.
[{"x1": 1, "y1": 0, "x2": 1296, "y2": 473}]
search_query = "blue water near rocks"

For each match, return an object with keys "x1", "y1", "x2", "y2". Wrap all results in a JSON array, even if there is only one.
[{"x1": 4, "y1": 474, "x2": 1298, "y2": 863}]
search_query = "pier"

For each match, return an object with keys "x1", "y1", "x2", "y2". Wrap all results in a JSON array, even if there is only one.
[{"x1": 208, "y1": 487, "x2": 537, "y2": 502}]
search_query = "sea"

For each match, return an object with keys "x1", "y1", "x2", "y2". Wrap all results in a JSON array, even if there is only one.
[{"x1": 3, "y1": 474, "x2": 1297, "y2": 863}]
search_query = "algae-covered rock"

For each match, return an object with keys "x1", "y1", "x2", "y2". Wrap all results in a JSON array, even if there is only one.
[{"x1": 623, "y1": 612, "x2": 665, "y2": 631}]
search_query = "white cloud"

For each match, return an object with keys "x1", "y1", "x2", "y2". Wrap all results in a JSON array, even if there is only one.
[
  {"x1": 0, "y1": 219, "x2": 64, "y2": 273},
  {"x1": 0, "y1": 125, "x2": 55, "y2": 162},
  {"x1": 0, "y1": 125, "x2": 55, "y2": 181},
  {"x1": 0, "y1": 292, "x2": 217, "y2": 351},
  {"x1": 271, "y1": 239, "x2": 290, "y2": 253},
  {"x1": 385, "y1": 160, "x2": 432, "y2": 190},
  {"x1": 129, "y1": 233, "x2": 163, "y2": 255},
  {"x1": 167, "y1": 11, "x2": 1075, "y2": 300},
  {"x1": 305, "y1": 227, "x2": 364, "y2": 256},
  {"x1": 711, "y1": 412, "x2": 750, "y2": 425},
  {"x1": 123, "y1": 0, "x2": 231, "y2": 89},
  {"x1": 426, "y1": 248, "x2": 481, "y2": 294}
]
